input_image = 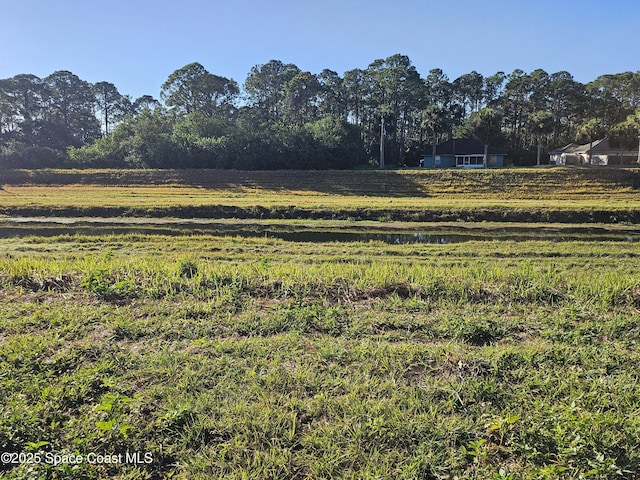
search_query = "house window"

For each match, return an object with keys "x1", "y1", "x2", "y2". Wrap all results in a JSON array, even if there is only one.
[
  {"x1": 435, "y1": 156, "x2": 441, "y2": 166},
  {"x1": 456, "y1": 155, "x2": 485, "y2": 167}
]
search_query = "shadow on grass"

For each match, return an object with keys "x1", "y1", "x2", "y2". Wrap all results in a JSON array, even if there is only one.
[
  {"x1": 0, "y1": 168, "x2": 430, "y2": 197},
  {"x1": 4, "y1": 166, "x2": 640, "y2": 196}
]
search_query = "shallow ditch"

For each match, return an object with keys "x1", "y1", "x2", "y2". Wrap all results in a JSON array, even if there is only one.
[{"x1": 2, "y1": 217, "x2": 639, "y2": 244}]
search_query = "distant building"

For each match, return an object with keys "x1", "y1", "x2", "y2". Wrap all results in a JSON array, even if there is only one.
[
  {"x1": 550, "y1": 138, "x2": 639, "y2": 165},
  {"x1": 421, "y1": 138, "x2": 505, "y2": 168}
]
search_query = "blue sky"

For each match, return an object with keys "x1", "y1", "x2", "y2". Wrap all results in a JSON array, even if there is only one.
[{"x1": 2, "y1": 0, "x2": 639, "y2": 100}]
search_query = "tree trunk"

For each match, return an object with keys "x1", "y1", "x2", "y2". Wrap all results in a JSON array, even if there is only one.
[
  {"x1": 379, "y1": 115, "x2": 385, "y2": 169},
  {"x1": 432, "y1": 132, "x2": 437, "y2": 167}
]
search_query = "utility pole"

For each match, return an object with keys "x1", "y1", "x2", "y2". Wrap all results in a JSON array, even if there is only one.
[{"x1": 379, "y1": 115, "x2": 385, "y2": 169}]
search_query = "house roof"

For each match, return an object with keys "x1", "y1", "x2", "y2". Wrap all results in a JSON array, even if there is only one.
[
  {"x1": 573, "y1": 138, "x2": 607, "y2": 154},
  {"x1": 550, "y1": 138, "x2": 637, "y2": 155},
  {"x1": 588, "y1": 138, "x2": 638, "y2": 154},
  {"x1": 549, "y1": 143, "x2": 578, "y2": 155},
  {"x1": 427, "y1": 138, "x2": 503, "y2": 156}
]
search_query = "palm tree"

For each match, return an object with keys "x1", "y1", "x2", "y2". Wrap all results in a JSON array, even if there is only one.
[
  {"x1": 421, "y1": 105, "x2": 451, "y2": 166},
  {"x1": 575, "y1": 118, "x2": 605, "y2": 165},
  {"x1": 528, "y1": 110, "x2": 554, "y2": 166},
  {"x1": 610, "y1": 110, "x2": 640, "y2": 164}
]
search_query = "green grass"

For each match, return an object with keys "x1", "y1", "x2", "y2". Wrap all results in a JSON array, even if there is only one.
[
  {"x1": 1, "y1": 168, "x2": 640, "y2": 223},
  {"x1": 1, "y1": 232, "x2": 640, "y2": 478},
  {"x1": 1, "y1": 166, "x2": 640, "y2": 196},
  {"x1": 2, "y1": 167, "x2": 640, "y2": 478}
]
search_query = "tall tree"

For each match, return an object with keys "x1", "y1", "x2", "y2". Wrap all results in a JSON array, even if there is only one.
[
  {"x1": 317, "y1": 69, "x2": 347, "y2": 120},
  {"x1": 586, "y1": 72, "x2": 640, "y2": 127},
  {"x1": 456, "y1": 107, "x2": 503, "y2": 146},
  {"x1": 424, "y1": 68, "x2": 452, "y2": 107},
  {"x1": 161, "y1": 63, "x2": 239, "y2": 119},
  {"x1": 44, "y1": 70, "x2": 99, "y2": 147},
  {"x1": 423, "y1": 69, "x2": 463, "y2": 136},
  {"x1": 282, "y1": 71, "x2": 321, "y2": 125},
  {"x1": 483, "y1": 72, "x2": 506, "y2": 106},
  {"x1": 452, "y1": 71, "x2": 484, "y2": 115},
  {"x1": 528, "y1": 110, "x2": 554, "y2": 166},
  {"x1": 94, "y1": 81, "x2": 126, "y2": 135},
  {"x1": 0, "y1": 82, "x2": 12, "y2": 136},
  {"x1": 2, "y1": 74, "x2": 46, "y2": 124},
  {"x1": 132, "y1": 95, "x2": 162, "y2": 115},
  {"x1": 528, "y1": 69, "x2": 550, "y2": 113},
  {"x1": 499, "y1": 69, "x2": 534, "y2": 154},
  {"x1": 0, "y1": 74, "x2": 48, "y2": 142},
  {"x1": 421, "y1": 104, "x2": 453, "y2": 163},
  {"x1": 343, "y1": 68, "x2": 366, "y2": 127},
  {"x1": 546, "y1": 71, "x2": 585, "y2": 145},
  {"x1": 610, "y1": 110, "x2": 640, "y2": 164},
  {"x1": 244, "y1": 60, "x2": 300, "y2": 122},
  {"x1": 364, "y1": 54, "x2": 426, "y2": 165}
]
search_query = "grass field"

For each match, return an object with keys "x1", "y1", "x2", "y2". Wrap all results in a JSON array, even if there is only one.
[
  {"x1": 1, "y1": 168, "x2": 640, "y2": 479},
  {"x1": 2, "y1": 234, "x2": 640, "y2": 479},
  {"x1": 2, "y1": 167, "x2": 640, "y2": 224},
  {"x1": 2, "y1": 167, "x2": 640, "y2": 195}
]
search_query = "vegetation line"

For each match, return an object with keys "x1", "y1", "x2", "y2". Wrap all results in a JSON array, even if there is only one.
[
  {"x1": 3, "y1": 58, "x2": 640, "y2": 169},
  {"x1": 3, "y1": 203, "x2": 640, "y2": 224}
]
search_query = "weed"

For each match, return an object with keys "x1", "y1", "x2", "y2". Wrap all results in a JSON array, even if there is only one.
[{"x1": 178, "y1": 259, "x2": 198, "y2": 278}]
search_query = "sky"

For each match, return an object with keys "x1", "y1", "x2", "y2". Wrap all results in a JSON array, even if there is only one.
[{"x1": 2, "y1": 0, "x2": 639, "y2": 100}]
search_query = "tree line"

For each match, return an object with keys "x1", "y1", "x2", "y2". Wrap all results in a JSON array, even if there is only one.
[{"x1": 2, "y1": 55, "x2": 640, "y2": 169}]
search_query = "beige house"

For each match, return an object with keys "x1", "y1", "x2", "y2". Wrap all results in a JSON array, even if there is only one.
[{"x1": 550, "y1": 138, "x2": 639, "y2": 165}]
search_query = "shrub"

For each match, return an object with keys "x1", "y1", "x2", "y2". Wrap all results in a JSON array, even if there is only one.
[{"x1": 179, "y1": 259, "x2": 199, "y2": 278}]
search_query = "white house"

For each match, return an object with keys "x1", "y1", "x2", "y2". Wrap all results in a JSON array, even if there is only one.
[{"x1": 550, "y1": 138, "x2": 639, "y2": 165}]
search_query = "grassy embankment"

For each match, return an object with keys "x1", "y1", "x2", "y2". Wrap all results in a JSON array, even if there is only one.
[
  {"x1": 1, "y1": 167, "x2": 640, "y2": 478},
  {"x1": 1, "y1": 167, "x2": 640, "y2": 222}
]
